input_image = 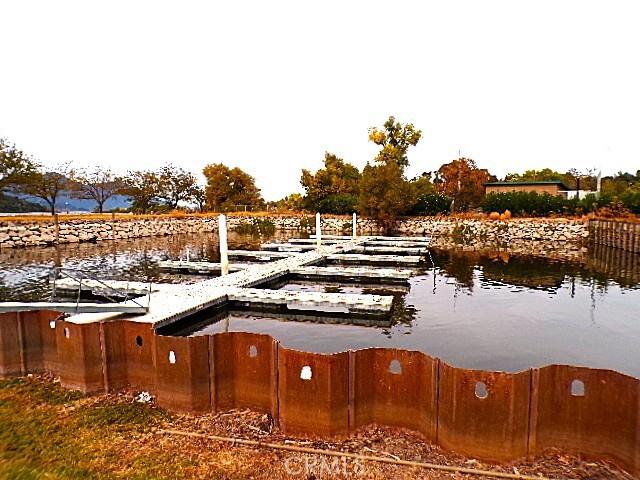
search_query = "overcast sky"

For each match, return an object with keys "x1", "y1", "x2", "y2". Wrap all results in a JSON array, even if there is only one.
[{"x1": 1, "y1": 1, "x2": 639, "y2": 200}]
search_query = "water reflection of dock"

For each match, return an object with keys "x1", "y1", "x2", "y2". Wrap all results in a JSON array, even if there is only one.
[
  {"x1": 587, "y1": 242, "x2": 640, "y2": 286},
  {"x1": 431, "y1": 243, "x2": 640, "y2": 293}
]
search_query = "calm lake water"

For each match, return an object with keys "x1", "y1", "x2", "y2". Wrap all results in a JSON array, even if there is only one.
[{"x1": 1, "y1": 231, "x2": 639, "y2": 377}]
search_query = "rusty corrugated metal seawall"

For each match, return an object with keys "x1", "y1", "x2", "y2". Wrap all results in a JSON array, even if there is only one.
[{"x1": 1, "y1": 310, "x2": 639, "y2": 477}]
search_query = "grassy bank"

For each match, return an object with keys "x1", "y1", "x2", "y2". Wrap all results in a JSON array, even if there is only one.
[
  {"x1": 0, "y1": 375, "x2": 634, "y2": 479},
  {"x1": 0, "y1": 376, "x2": 184, "y2": 479}
]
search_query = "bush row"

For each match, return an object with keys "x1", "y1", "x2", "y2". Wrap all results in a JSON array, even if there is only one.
[
  {"x1": 410, "y1": 193, "x2": 452, "y2": 215},
  {"x1": 481, "y1": 191, "x2": 638, "y2": 216},
  {"x1": 299, "y1": 190, "x2": 640, "y2": 217}
]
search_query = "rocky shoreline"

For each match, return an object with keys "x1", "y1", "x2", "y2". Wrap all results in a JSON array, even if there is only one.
[{"x1": 0, "y1": 215, "x2": 590, "y2": 249}]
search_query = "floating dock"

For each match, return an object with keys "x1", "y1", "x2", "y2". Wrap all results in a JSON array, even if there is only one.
[
  {"x1": 325, "y1": 253, "x2": 423, "y2": 266},
  {"x1": 226, "y1": 287, "x2": 393, "y2": 315},
  {"x1": 2, "y1": 235, "x2": 430, "y2": 328},
  {"x1": 349, "y1": 245, "x2": 428, "y2": 255},
  {"x1": 157, "y1": 261, "x2": 250, "y2": 274},
  {"x1": 259, "y1": 243, "x2": 428, "y2": 255},
  {"x1": 289, "y1": 238, "x2": 429, "y2": 248},
  {"x1": 227, "y1": 250, "x2": 297, "y2": 261},
  {"x1": 310, "y1": 234, "x2": 431, "y2": 242},
  {"x1": 289, "y1": 265, "x2": 412, "y2": 282},
  {"x1": 156, "y1": 261, "x2": 412, "y2": 283},
  {"x1": 260, "y1": 243, "x2": 316, "y2": 252},
  {"x1": 0, "y1": 301, "x2": 148, "y2": 314}
]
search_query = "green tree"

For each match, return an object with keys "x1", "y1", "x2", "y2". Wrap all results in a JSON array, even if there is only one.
[
  {"x1": 367, "y1": 116, "x2": 422, "y2": 169},
  {"x1": 300, "y1": 152, "x2": 360, "y2": 213},
  {"x1": 0, "y1": 138, "x2": 38, "y2": 192},
  {"x1": 270, "y1": 193, "x2": 304, "y2": 211},
  {"x1": 202, "y1": 163, "x2": 264, "y2": 211},
  {"x1": 504, "y1": 168, "x2": 566, "y2": 183},
  {"x1": 17, "y1": 162, "x2": 74, "y2": 215},
  {"x1": 601, "y1": 170, "x2": 639, "y2": 197},
  {"x1": 119, "y1": 170, "x2": 162, "y2": 213},
  {"x1": 157, "y1": 164, "x2": 198, "y2": 209},
  {"x1": 504, "y1": 167, "x2": 599, "y2": 191},
  {"x1": 620, "y1": 183, "x2": 640, "y2": 214},
  {"x1": 191, "y1": 185, "x2": 207, "y2": 212},
  {"x1": 409, "y1": 172, "x2": 435, "y2": 198},
  {"x1": 358, "y1": 162, "x2": 413, "y2": 232}
]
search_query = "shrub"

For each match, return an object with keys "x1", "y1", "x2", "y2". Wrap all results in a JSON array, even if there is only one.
[
  {"x1": 298, "y1": 216, "x2": 312, "y2": 230},
  {"x1": 620, "y1": 188, "x2": 640, "y2": 214},
  {"x1": 411, "y1": 193, "x2": 452, "y2": 216},
  {"x1": 314, "y1": 193, "x2": 358, "y2": 215},
  {"x1": 482, "y1": 191, "x2": 611, "y2": 217},
  {"x1": 234, "y1": 218, "x2": 275, "y2": 236}
]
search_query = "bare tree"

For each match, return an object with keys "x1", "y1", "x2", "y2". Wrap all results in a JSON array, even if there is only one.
[{"x1": 71, "y1": 166, "x2": 123, "y2": 213}]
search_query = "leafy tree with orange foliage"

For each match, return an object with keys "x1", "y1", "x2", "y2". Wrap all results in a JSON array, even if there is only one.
[
  {"x1": 435, "y1": 157, "x2": 491, "y2": 211},
  {"x1": 202, "y1": 163, "x2": 264, "y2": 212}
]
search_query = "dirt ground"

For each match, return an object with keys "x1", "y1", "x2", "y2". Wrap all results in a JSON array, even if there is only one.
[{"x1": 0, "y1": 375, "x2": 634, "y2": 480}]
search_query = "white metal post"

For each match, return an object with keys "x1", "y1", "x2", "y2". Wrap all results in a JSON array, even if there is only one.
[
  {"x1": 316, "y1": 212, "x2": 321, "y2": 250},
  {"x1": 218, "y1": 214, "x2": 229, "y2": 275},
  {"x1": 352, "y1": 212, "x2": 357, "y2": 238}
]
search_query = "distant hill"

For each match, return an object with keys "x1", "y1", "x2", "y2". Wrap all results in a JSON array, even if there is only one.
[
  {"x1": 0, "y1": 193, "x2": 48, "y2": 213},
  {"x1": 7, "y1": 192, "x2": 131, "y2": 213}
]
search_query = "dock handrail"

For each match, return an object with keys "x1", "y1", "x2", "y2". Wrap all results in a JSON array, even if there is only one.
[{"x1": 43, "y1": 266, "x2": 151, "y2": 312}]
